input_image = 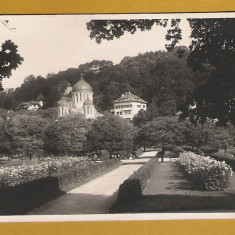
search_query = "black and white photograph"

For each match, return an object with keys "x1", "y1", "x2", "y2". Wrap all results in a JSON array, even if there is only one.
[{"x1": 0, "y1": 13, "x2": 234, "y2": 221}]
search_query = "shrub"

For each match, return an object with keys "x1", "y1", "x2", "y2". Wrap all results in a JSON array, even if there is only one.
[
  {"x1": 118, "y1": 158, "x2": 158, "y2": 201},
  {"x1": 177, "y1": 152, "x2": 233, "y2": 191}
]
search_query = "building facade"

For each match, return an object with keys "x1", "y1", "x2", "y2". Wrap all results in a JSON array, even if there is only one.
[
  {"x1": 58, "y1": 76, "x2": 100, "y2": 119},
  {"x1": 111, "y1": 92, "x2": 147, "y2": 120},
  {"x1": 16, "y1": 94, "x2": 44, "y2": 111}
]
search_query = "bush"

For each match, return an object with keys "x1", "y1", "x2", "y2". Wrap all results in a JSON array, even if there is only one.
[
  {"x1": 118, "y1": 158, "x2": 158, "y2": 201},
  {"x1": 177, "y1": 152, "x2": 233, "y2": 191}
]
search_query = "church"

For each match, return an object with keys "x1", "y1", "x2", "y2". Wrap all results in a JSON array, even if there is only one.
[{"x1": 58, "y1": 75, "x2": 100, "y2": 119}]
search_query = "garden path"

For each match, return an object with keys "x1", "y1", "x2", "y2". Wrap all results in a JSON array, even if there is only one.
[{"x1": 28, "y1": 151, "x2": 157, "y2": 215}]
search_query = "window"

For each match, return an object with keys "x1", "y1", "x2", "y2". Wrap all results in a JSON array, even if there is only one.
[
  {"x1": 117, "y1": 112, "x2": 119, "y2": 115},
  {"x1": 143, "y1": 105, "x2": 145, "y2": 108},
  {"x1": 137, "y1": 105, "x2": 141, "y2": 108},
  {"x1": 120, "y1": 112, "x2": 122, "y2": 115},
  {"x1": 130, "y1": 104, "x2": 132, "y2": 107}
]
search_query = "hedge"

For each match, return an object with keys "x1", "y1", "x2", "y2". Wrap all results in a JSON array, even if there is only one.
[
  {"x1": 177, "y1": 152, "x2": 233, "y2": 191},
  {"x1": 0, "y1": 159, "x2": 120, "y2": 215},
  {"x1": 111, "y1": 158, "x2": 158, "y2": 212}
]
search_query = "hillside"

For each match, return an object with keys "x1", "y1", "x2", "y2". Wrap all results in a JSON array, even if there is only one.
[{"x1": 0, "y1": 47, "x2": 209, "y2": 116}]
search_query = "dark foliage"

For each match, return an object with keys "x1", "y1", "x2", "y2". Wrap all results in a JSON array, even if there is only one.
[{"x1": 1, "y1": 50, "x2": 203, "y2": 117}]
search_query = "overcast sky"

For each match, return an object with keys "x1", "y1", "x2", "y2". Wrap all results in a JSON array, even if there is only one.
[{"x1": 0, "y1": 14, "x2": 194, "y2": 89}]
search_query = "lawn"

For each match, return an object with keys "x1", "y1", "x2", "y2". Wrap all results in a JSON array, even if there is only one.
[{"x1": 139, "y1": 162, "x2": 235, "y2": 212}]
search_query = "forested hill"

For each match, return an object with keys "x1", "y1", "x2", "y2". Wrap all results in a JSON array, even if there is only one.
[{"x1": 0, "y1": 47, "x2": 209, "y2": 116}]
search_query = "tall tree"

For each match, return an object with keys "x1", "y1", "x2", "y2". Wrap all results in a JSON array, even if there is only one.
[
  {"x1": 44, "y1": 113, "x2": 89, "y2": 156},
  {"x1": 135, "y1": 117, "x2": 185, "y2": 161},
  {"x1": 0, "y1": 40, "x2": 23, "y2": 91},
  {"x1": 2, "y1": 114, "x2": 48, "y2": 159},
  {"x1": 87, "y1": 18, "x2": 235, "y2": 126},
  {"x1": 86, "y1": 113, "x2": 135, "y2": 158}
]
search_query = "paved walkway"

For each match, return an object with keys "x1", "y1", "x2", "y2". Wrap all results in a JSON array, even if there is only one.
[
  {"x1": 121, "y1": 151, "x2": 158, "y2": 165},
  {"x1": 29, "y1": 164, "x2": 142, "y2": 215}
]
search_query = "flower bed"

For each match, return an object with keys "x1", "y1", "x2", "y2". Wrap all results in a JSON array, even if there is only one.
[
  {"x1": 177, "y1": 152, "x2": 233, "y2": 191},
  {"x1": 0, "y1": 157, "x2": 89, "y2": 188}
]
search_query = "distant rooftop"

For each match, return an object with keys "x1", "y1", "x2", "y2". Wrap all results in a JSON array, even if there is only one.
[{"x1": 113, "y1": 92, "x2": 147, "y2": 104}]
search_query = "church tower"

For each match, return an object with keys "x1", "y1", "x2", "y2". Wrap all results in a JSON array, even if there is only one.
[
  {"x1": 58, "y1": 74, "x2": 100, "y2": 119},
  {"x1": 72, "y1": 74, "x2": 93, "y2": 110}
]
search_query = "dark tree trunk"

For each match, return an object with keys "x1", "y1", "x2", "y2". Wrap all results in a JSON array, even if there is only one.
[
  {"x1": 161, "y1": 148, "x2": 165, "y2": 162},
  {"x1": 144, "y1": 146, "x2": 146, "y2": 152},
  {"x1": 109, "y1": 151, "x2": 112, "y2": 159}
]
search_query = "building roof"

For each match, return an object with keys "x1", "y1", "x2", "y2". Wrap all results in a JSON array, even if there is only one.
[
  {"x1": 113, "y1": 92, "x2": 147, "y2": 104},
  {"x1": 84, "y1": 98, "x2": 93, "y2": 105},
  {"x1": 16, "y1": 101, "x2": 42, "y2": 110},
  {"x1": 72, "y1": 77, "x2": 92, "y2": 92}
]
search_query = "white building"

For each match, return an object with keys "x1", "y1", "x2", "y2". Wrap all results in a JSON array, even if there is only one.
[
  {"x1": 58, "y1": 75, "x2": 100, "y2": 119},
  {"x1": 111, "y1": 92, "x2": 147, "y2": 120},
  {"x1": 16, "y1": 94, "x2": 44, "y2": 111}
]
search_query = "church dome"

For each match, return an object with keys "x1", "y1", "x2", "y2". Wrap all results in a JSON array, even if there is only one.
[
  {"x1": 84, "y1": 98, "x2": 93, "y2": 105},
  {"x1": 72, "y1": 77, "x2": 92, "y2": 92}
]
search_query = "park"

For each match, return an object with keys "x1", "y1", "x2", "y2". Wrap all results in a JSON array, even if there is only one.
[
  {"x1": 0, "y1": 15, "x2": 234, "y2": 215},
  {"x1": 0, "y1": 111, "x2": 234, "y2": 215}
]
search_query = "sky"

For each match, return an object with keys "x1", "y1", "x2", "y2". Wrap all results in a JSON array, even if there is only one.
[{"x1": 0, "y1": 14, "x2": 194, "y2": 89}]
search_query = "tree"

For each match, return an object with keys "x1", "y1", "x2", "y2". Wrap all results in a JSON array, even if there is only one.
[
  {"x1": 182, "y1": 120, "x2": 233, "y2": 155},
  {"x1": 87, "y1": 18, "x2": 235, "y2": 126},
  {"x1": 3, "y1": 114, "x2": 48, "y2": 159},
  {"x1": 0, "y1": 40, "x2": 23, "y2": 91},
  {"x1": 44, "y1": 113, "x2": 89, "y2": 156},
  {"x1": 0, "y1": 117, "x2": 11, "y2": 155},
  {"x1": 86, "y1": 113, "x2": 135, "y2": 158},
  {"x1": 132, "y1": 109, "x2": 149, "y2": 128},
  {"x1": 214, "y1": 127, "x2": 234, "y2": 153},
  {"x1": 135, "y1": 117, "x2": 185, "y2": 161}
]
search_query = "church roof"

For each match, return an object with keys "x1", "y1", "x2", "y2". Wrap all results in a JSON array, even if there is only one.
[
  {"x1": 72, "y1": 77, "x2": 92, "y2": 92},
  {"x1": 84, "y1": 98, "x2": 93, "y2": 105},
  {"x1": 113, "y1": 92, "x2": 147, "y2": 104}
]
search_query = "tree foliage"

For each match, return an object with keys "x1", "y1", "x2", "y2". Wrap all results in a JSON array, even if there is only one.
[
  {"x1": 87, "y1": 18, "x2": 235, "y2": 126},
  {"x1": 0, "y1": 40, "x2": 23, "y2": 91},
  {"x1": 44, "y1": 113, "x2": 89, "y2": 156},
  {"x1": 1, "y1": 51, "x2": 201, "y2": 118},
  {"x1": 2, "y1": 114, "x2": 48, "y2": 159},
  {"x1": 135, "y1": 117, "x2": 185, "y2": 159},
  {"x1": 86, "y1": 113, "x2": 135, "y2": 158}
]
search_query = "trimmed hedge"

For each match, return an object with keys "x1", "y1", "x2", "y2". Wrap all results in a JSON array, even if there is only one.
[
  {"x1": 177, "y1": 152, "x2": 233, "y2": 191},
  {"x1": 112, "y1": 158, "x2": 158, "y2": 212},
  {"x1": 0, "y1": 159, "x2": 120, "y2": 215}
]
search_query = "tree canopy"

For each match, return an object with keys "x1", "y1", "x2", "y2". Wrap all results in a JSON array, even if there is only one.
[
  {"x1": 86, "y1": 113, "x2": 135, "y2": 158},
  {"x1": 87, "y1": 18, "x2": 235, "y2": 126},
  {"x1": 2, "y1": 114, "x2": 48, "y2": 159},
  {"x1": 0, "y1": 40, "x2": 23, "y2": 91},
  {"x1": 44, "y1": 113, "x2": 89, "y2": 156}
]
